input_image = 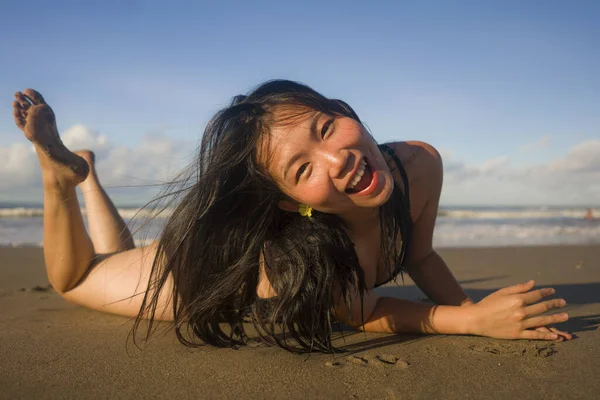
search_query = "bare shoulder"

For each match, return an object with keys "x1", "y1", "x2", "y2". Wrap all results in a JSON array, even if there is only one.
[
  {"x1": 383, "y1": 141, "x2": 443, "y2": 221},
  {"x1": 385, "y1": 141, "x2": 442, "y2": 176}
]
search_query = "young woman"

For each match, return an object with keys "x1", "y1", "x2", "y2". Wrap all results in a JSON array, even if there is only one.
[{"x1": 12, "y1": 81, "x2": 571, "y2": 353}]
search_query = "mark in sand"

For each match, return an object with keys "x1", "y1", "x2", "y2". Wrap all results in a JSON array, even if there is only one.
[
  {"x1": 325, "y1": 354, "x2": 409, "y2": 369},
  {"x1": 469, "y1": 341, "x2": 557, "y2": 358},
  {"x1": 17, "y1": 284, "x2": 54, "y2": 293}
]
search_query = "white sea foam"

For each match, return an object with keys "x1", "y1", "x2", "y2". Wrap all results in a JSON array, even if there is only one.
[
  {"x1": 0, "y1": 205, "x2": 598, "y2": 248},
  {"x1": 0, "y1": 207, "x2": 172, "y2": 219},
  {"x1": 0, "y1": 207, "x2": 45, "y2": 218},
  {"x1": 439, "y1": 208, "x2": 600, "y2": 220},
  {"x1": 434, "y1": 220, "x2": 600, "y2": 247},
  {"x1": 2, "y1": 206, "x2": 597, "y2": 221}
]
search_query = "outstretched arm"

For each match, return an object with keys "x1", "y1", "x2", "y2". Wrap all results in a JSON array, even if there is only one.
[
  {"x1": 334, "y1": 142, "x2": 571, "y2": 340},
  {"x1": 398, "y1": 143, "x2": 570, "y2": 339},
  {"x1": 335, "y1": 281, "x2": 569, "y2": 340}
]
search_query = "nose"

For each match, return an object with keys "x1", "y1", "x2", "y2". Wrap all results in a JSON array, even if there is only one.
[{"x1": 322, "y1": 148, "x2": 351, "y2": 179}]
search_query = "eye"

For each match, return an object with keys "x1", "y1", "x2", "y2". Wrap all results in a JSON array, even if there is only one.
[
  {"x1": 321, "y1": 119, "x2": 334, "y2": 138},
  {"x1": 296, "y1": 163, "x2": 309, "y2": 182}
]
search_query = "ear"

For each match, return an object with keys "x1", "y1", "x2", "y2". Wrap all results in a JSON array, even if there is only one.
[{"x1": 278, "y1": 200, "x2": 299, "y2": 213}]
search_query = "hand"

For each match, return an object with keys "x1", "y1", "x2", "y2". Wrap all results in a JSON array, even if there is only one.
[{"x1": 467, "y1": 280, "x2": 570, "y2": 340}]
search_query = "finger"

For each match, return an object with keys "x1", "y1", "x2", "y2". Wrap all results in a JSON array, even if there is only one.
[
  {"x1": 535, "y1": 327, "x2": 562, "y2": 342},
  {"x1": 520, "y1": 329, "x2": 559, "y2": 340},
  {"x1": 535, "y1": 327, "x2": 564, "y2": 342},
  {"x1": 534, "y1": 327, "x2": 572, "y2": 341},
  {"x1": 22, "y1": 88, "x2": 46, "y2": 105},
  {"x1": 496, "y1": 280, "x2": 535, "y2": 296},
  {"x1": 524, "y1": 298, "x2": 566, "y2": 316},
  {"x1": 523, "y1": 312, "x2": 569, "y2": 329},
  {"x1": 14, "y1": 92, "x2": 31, "y2": 109},
  {"x1": 521, "y1": 287, "x2": 556, "y2": 305},
  {"x1": 548, "y1": 327, "x2": 573, "y2": 340}
]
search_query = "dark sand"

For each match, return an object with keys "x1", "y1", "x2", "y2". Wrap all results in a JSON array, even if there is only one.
[{"x1": 1, "y1": 246, "x2": 599, "y2": 399}]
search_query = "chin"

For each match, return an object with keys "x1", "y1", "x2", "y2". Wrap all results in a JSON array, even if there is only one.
[{"x1": 372, "y1": 170, "x2": 395, "y2": 204}]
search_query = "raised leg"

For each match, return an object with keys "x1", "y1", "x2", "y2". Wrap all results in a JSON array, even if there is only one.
[
  {"x1": 13, "y1": 89, "x2": 94, "y2": 292},
  {"x1": 76, "y1": 151, "x2": 135, "y2": 254},
  {"x1": 13, "y1": 89, "x2": 173, "y2": 320}
]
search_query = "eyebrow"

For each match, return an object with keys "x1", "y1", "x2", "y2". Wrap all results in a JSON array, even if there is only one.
[{"x1": 281, "y1": 112, "x2": 322, "y2": 181}]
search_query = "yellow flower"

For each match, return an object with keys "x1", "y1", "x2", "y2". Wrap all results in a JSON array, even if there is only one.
[{"x1": 298, "y1": 204, "x2": 312, "y2": 218}]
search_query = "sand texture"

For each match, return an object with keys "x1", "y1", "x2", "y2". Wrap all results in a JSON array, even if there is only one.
[{"x1": 1, "y1": 246, "x2": 599, "y2": 399}]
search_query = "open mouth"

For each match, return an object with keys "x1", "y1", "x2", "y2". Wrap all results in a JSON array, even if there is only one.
[{"x1": 345, "y1": 157, "x2": 374, "y2": 194}]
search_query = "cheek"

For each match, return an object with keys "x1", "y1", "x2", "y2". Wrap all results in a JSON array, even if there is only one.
[
  {"x1": 295, "y1": 180, "x2": 339, "y2": 207},
  {"x1": 336, "y1": 119, "x2": 366, "y2": 143}
]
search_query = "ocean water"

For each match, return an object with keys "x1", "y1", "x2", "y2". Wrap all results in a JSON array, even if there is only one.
[{"x1": 0, "y1": 204, "x2": 599, "y2": 248}]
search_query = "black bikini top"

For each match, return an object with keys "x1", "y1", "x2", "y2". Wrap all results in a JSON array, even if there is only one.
[{"x1": 375, "y1": 143, "x2": 413, "y2": 287}]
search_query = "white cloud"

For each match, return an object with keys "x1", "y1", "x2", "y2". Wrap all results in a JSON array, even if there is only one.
[
  {"x1": 442, "y1": 140, "x2": 600, "y2": 205},
  {"x1": 0, "y1": 142, "x2": 39, "y2": 188},
  {"x1": 519, "y1": 135, "x2": 552, "y2": 152},
  {"x1": 440, "y1": 150, "x2": 479, "y2": 183},
  {"x1": 441, "y1": 153, "x2": 509, "y2": 183},
  {"x1": 478, "y1": 156, "x2": 509, "y2": 174},
  {"x1": 62, "y1": 125, "x2": 110, "y2": 156},
  {"x1": 2, "y1": 128, "x2": 599, "y2": 206},
  {"x1": 0, "y1": 125, "x2": 193, "y2": 203},
  {"x1": 97, "y1": 134, "x2": 192, "y2": 187},
  {"x1": 544, "y1": 140, "x2": 600, "y2": 173}
]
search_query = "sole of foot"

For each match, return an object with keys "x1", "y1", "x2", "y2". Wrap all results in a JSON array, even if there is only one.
[{"x1": 13, "y1": 89, "x2": 89, "y2": 187}]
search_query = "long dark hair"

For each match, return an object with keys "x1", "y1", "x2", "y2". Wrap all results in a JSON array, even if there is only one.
[{"x1": 133, "y1": 80, "x2": 409, "y2": 353}]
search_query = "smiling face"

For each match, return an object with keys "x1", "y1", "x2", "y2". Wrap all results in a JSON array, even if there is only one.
[{"x1": 263, "y1": 107, "x2": 395, "y2": 218}]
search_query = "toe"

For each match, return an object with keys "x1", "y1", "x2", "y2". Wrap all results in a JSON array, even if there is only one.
[
  {"x1": 13, "y1": 101, "x2": 26, "y2": 118},
  {"x1": 86, "y1": 151, "x2": 95, "y2": 164},
  {"x1": 23, "y1": 89, "x2": 46, "y2": 105},
  {"x1": 15, "y1": 92, "x2": 31, "y2": 109},
  {"x1": 12, "y1": 101, "x2": 25, "y2": 129},
  {"x1": 74, "y1": 150, "x2": 96, "y2": 166}
]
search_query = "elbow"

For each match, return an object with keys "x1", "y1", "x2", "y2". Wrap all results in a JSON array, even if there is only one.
[
  {"x1": 338, "y1": 297, "x2": 380, "y2": 330},
  {"x1": 46, "y1": 260, "x2": 94, "y2": 295},
  {"x1": 47, "y1": 275, "x2": 75, "y2": 295}
]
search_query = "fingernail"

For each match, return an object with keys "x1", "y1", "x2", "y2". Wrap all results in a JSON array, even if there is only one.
[{"x1": 559, "y1": 299, "x2": 566, "y2": 306}]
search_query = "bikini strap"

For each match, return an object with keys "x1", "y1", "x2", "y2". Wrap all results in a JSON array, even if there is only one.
[
  {"x1": 378, "y1": 143, "x2": 411, "y2": 213},
  {"x1": 378, "y1": 143, "x2": 413, "y2": 268}
]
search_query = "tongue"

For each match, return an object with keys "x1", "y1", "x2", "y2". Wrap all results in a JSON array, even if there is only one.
[{"x1": 353, "y1": 164, "x2": 373, "y2": 192}]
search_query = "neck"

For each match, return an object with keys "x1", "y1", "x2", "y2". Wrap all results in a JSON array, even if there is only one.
[{"x1": 339, "y1": 206, "x2": 380, "y2": 232}]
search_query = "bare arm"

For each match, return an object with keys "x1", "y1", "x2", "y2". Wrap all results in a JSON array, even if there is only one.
[
  {"x1": 334, "y1": 142, "x2": 568, "y2": 340},
  {"x1": 408, "y1": 251, "x2": 472, "y2": 306},
  {"x1": 61, "y1": 242, "x2": 175, "y2": 321},
  {"x1": 336, "y1": 281, "x2": 568, "y2": 340},
  {"x1": 399, "y1": 142, "x2": 471, "y2": 306}
]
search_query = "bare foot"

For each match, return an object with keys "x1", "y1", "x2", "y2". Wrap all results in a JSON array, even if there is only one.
[
  {"x1": 74, "y1": 150, "x2": 95, "y2": 168},
  {"x1": 13, "y1": 89, "x2": 89, "y2": 188},
  {"x1": 74, "y1": 150, "x2": 98, "y2": 189}
]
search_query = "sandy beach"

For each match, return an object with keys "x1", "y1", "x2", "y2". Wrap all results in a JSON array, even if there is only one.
[{"x1": 1, "y1": 245, "x2": 599, "y2": 399}]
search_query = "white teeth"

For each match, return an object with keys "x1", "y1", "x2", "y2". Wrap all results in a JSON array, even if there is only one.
[{"x1": 347, "y1": 159, "x2": 367, "y2": 190}]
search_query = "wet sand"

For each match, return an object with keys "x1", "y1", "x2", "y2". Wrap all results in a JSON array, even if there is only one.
[{"x1": 1, "y1": 245, "x2": 599, "y2": 399}]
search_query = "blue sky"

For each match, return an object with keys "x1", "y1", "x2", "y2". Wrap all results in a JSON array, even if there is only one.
[{"x1": 1, "y1": 0, "x2": 599, "y2": 206}]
